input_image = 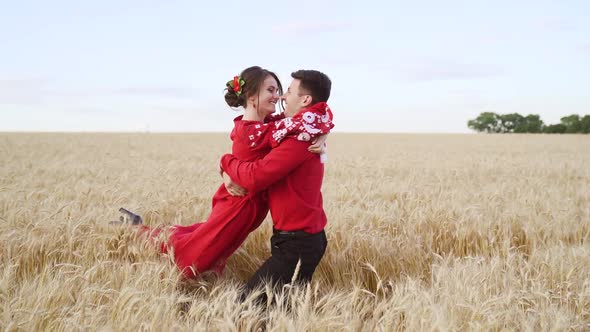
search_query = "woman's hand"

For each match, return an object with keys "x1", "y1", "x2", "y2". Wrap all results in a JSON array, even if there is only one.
[
  {"x1": 222, "y1": 172, "x2": 248, "y2": 196},
  {"x1": 308, "y1": 134, "x2": 328, "y2": 154}
]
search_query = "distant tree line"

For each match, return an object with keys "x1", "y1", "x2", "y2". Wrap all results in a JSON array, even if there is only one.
[{"x1": 468, "y1": 112, "x2": 590, "y2": 134}]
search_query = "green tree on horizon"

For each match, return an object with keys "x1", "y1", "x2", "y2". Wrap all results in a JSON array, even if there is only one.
[
  {"x1": 518, "y1": 114, "x2": 544, "y2": 133},
  {"x1": 468, "y1": 112, "x2": 589, "y2": 134},
  {"x1": 467, "y1": 112, "x2": 502, "y2": 133},
  {"x1": 581, "y1": 115, "x2": 590, "y2": 133},
  {"x1": 561, "y1": 114, "x2": 582, "y2": 133}
]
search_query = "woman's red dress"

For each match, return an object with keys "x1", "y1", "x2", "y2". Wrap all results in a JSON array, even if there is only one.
[{"x1": 162, "y1": 116, "x2": 272, "y2": 277}]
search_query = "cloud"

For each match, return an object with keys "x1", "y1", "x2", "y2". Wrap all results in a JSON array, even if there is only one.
[
  {"x1": 0, "y1": 78, "x2": 197, "y2": 106},
  {"x1": 71, "y1": 107, "x2": 125, "y2": 115},
  {"x1": 271, "y1": 21, "x2": 351, "y2": 35},
  {"x1": 535, "y1": 17, "x2": 577, "y2": 32},
  {"x1": 0, "y1": 79, "x2": 47, "y2": 105},
  {"x1": 112, "y1": 87, "x2": 195, "y2": 98},
  {"x1": 51, "y1": 86, "x2": 197, "y2": 99},
  {"x1": 398, "y1": 60, "x2": 503, "y2": 82}
]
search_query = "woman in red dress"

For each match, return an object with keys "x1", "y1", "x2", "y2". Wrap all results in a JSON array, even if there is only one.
[{"x1": 126, "y1": 66, "x2": 333, "y2": 278}]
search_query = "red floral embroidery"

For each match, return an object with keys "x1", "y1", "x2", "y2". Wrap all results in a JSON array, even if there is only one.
[{"x1": 270, "y1": 102, "x2": 334, "y2": 147}]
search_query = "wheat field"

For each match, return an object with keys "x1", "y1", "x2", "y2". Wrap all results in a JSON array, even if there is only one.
[{"x1": 1, "y1": 132, "x2": 589, "y2": 331}]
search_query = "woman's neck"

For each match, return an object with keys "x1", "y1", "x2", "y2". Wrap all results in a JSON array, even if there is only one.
[{"x1": 242, "y1": 105, "x2": 263, "y2": 122}]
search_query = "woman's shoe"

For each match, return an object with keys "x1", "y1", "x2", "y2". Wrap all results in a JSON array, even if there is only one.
[{"x1": 110, "y1": 207, "x2": 143, "y2": 225}]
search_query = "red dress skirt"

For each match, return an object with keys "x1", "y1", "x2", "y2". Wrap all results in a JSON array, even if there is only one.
[{"x1": 153, "y1": 117, "x2": 273, "y2": 278}]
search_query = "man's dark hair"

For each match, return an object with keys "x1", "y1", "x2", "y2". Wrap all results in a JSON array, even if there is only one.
[{"x1": 291, "y1": 70, "x2": 331, "y2": 104}]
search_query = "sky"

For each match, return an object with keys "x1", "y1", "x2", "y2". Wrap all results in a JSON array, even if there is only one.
[{"x1": 1, "y1": 0, "x2": 589, "y2": 133}]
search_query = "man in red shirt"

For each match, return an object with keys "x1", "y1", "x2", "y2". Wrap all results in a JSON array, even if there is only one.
[{"x1": 220, "y1": 69, "x2": 332, "y2": 300}]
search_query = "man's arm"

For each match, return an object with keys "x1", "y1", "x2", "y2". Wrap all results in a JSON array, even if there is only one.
[{"x1": 220, "y1": 138, "x2": 313, "y2": 192}]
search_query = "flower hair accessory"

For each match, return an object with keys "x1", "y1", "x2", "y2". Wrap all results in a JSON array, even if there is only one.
[{"x1": 226, "y1": 76, "x2": 245, "y2": 96}]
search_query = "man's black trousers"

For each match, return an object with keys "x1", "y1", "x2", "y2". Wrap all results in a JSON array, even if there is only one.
[{"x1": 245, "y1": 229, "x2": 328, "y2": 295}]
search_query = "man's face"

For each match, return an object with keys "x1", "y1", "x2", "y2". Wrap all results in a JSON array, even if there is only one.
[{"x1": 282, "y1": 79, "x2": 311, "y2": 117}]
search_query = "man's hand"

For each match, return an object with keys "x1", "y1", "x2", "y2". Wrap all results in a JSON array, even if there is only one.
[
  {"x1": 222, "y1": 172, "x2": 248, "y2": 196},
  {"x1": 308, "y1": 134, "x2": 328, "y2": 154}
]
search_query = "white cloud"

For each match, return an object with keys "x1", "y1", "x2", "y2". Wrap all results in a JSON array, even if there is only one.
[
  {"x1": 112, "y1": 87, "x2": 195, "y2": 98},
  {"x1": 535, "y1": 17, "x2": 577, "y2": 32},
  {"x1": 0, "y1": 78, "x2": 47, "y2": 105},
  {"x1": 272, "y1": 21, "x2": 352, "y2": 35},
  {"x1": 397, "y1": 60, "x2": 503, "y2": 82},
  {"x1": 0, "y1": 78, "x2": 198, "y2": 107}
]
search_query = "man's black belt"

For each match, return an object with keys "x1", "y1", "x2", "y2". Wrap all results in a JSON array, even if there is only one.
[{"x1": 273, "y1": 229, "x2": 312, "y2": 237}]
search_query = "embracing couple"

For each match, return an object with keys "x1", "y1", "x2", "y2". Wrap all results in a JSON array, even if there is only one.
[{"x1": 125, "y1": 66, "x2": 333, "y2": 301}]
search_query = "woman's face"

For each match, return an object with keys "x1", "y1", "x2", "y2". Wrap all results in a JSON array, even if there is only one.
[{"x1": 250, "y1": 75, "x2": 280, "y2": 117}]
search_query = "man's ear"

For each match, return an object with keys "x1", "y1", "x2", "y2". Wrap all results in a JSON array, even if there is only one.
[{"x1": 302, "y1": 95, "x2": 312, "y2": 107}]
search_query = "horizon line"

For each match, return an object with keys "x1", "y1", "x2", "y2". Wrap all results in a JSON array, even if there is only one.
[{"x1": 0, "y1": 130, "x2": 476, "y2": 135}]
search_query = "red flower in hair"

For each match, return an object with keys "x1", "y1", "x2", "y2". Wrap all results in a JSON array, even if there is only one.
[
  {"x1": 233, "y1": 76, "x2": 240, "y2": 93},
  {"x1": 227, "y1": 75, "x2": 246, "y2": 96}
]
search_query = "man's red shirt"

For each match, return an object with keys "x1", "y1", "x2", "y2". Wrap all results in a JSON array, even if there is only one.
[{"x1": 220, "y1": 137, "x2": 327, "y2": 234}]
